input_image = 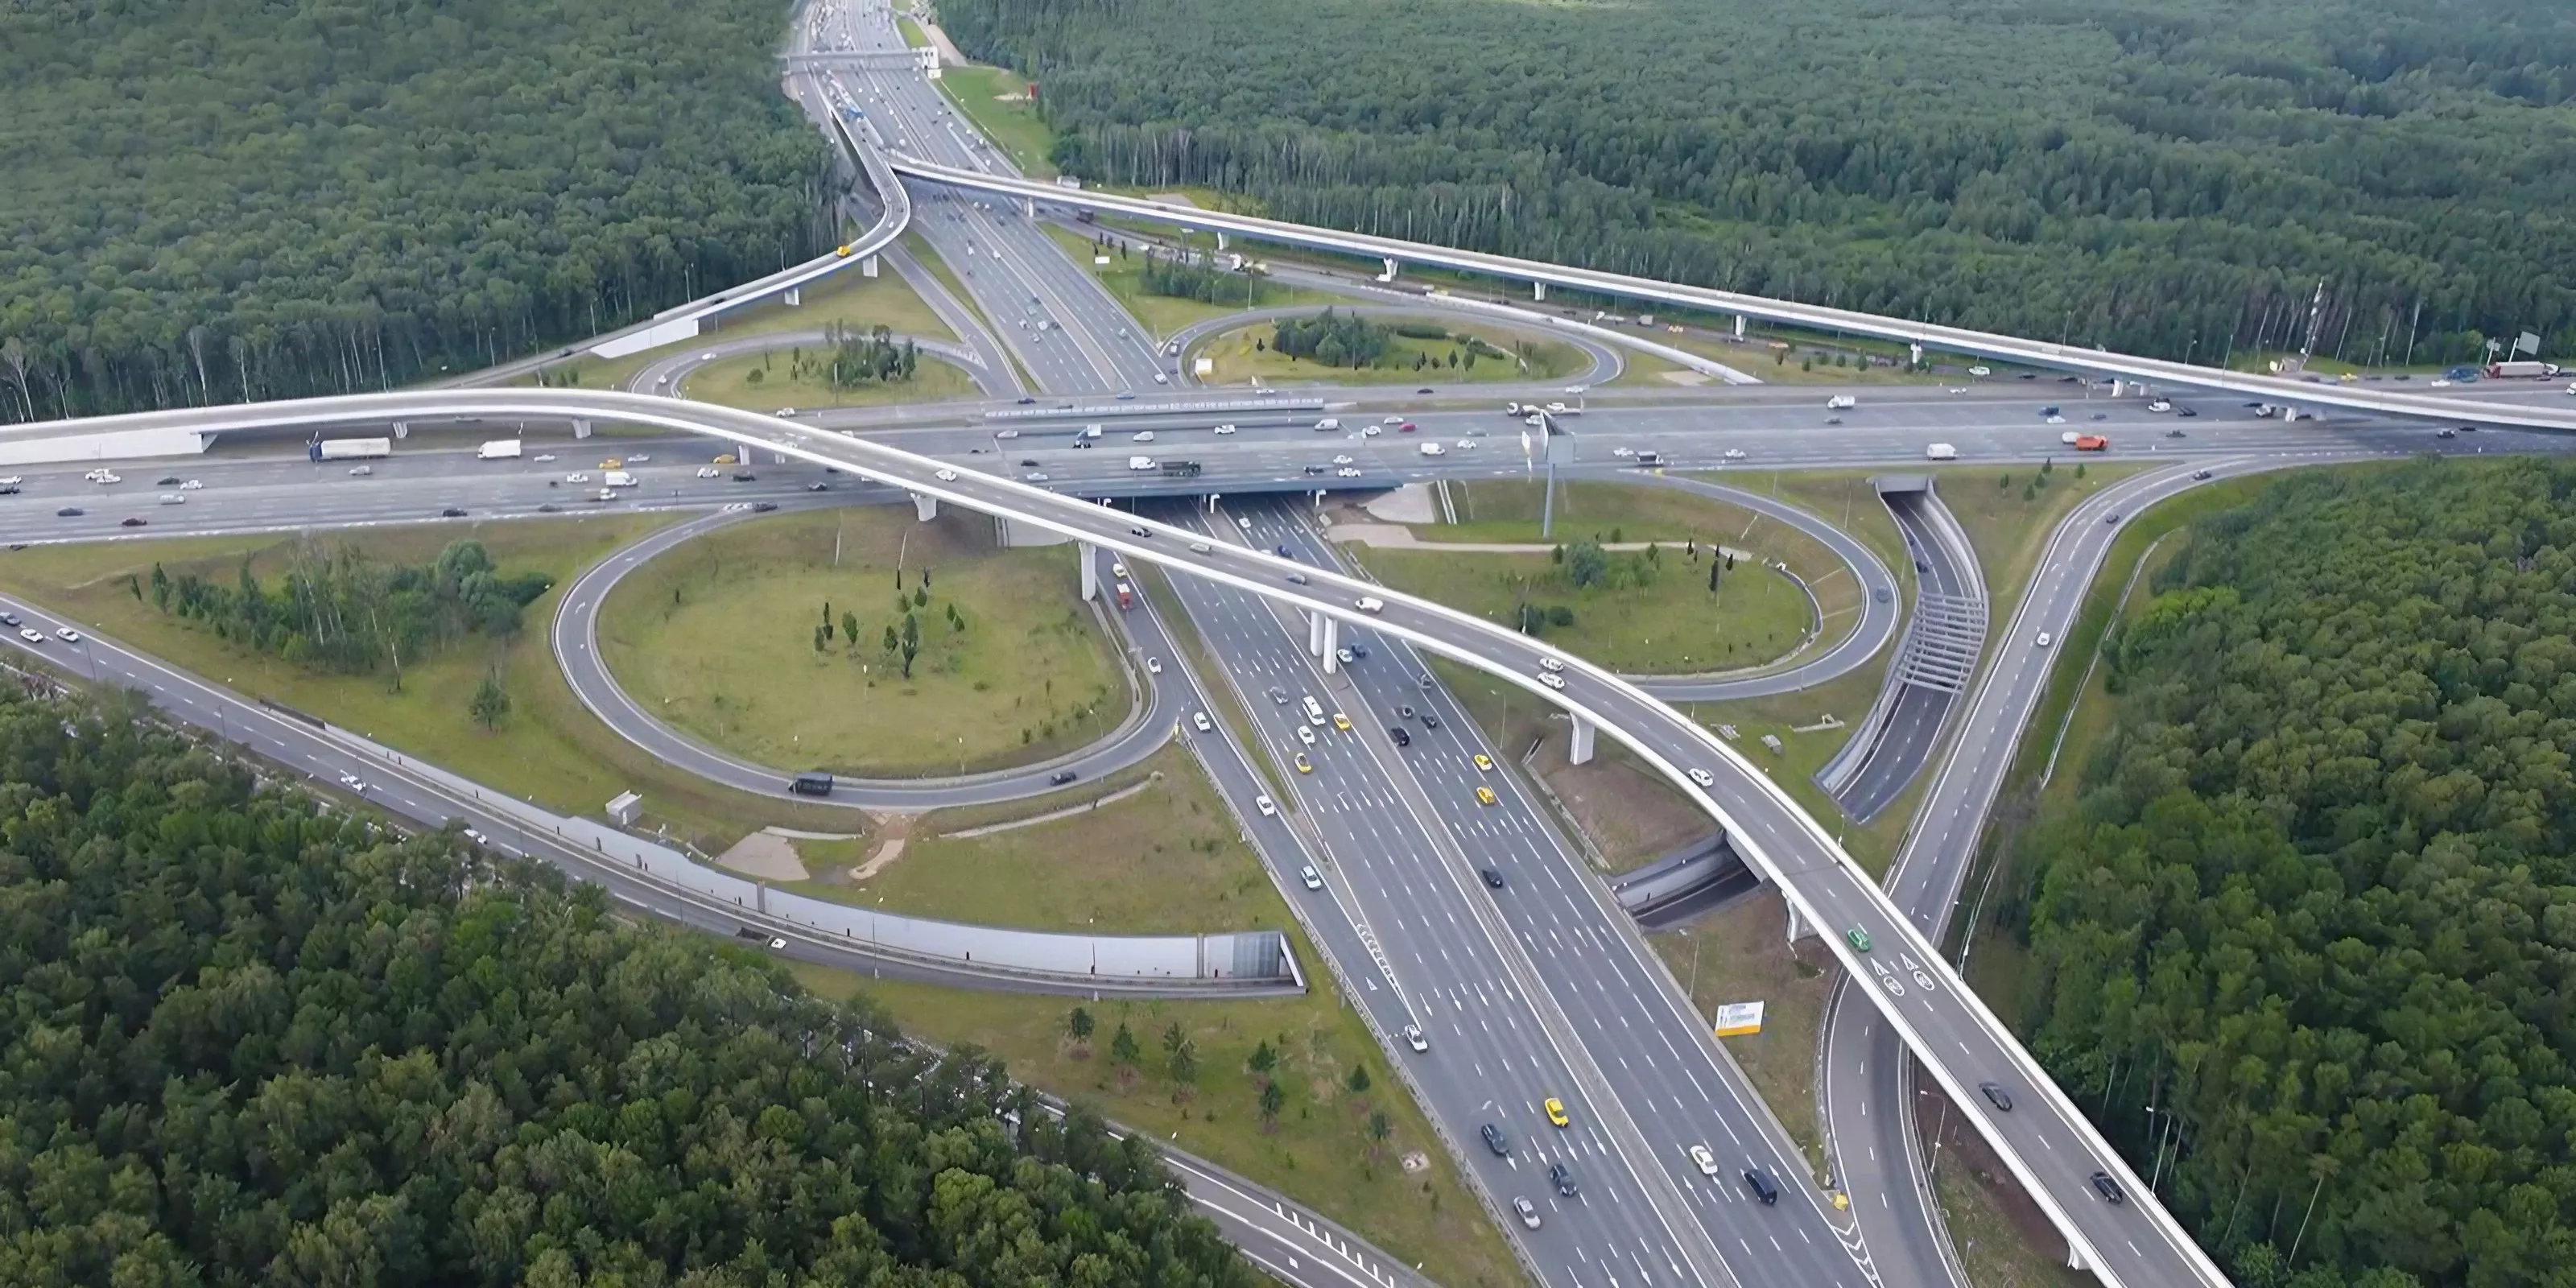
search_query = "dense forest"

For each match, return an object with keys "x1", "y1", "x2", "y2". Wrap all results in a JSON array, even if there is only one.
[
  {"x1": 942, "y1": 0, "x2": 2576, "y2": 366},
  {"x1": 2013, "y1": 460, "x2": 2576, "y2": 1286},
  {"x1": 149, "y1": 539, "x2": 551, "y2": 678},
  {"x1": 0, "y1": 688, "x2": 1253, "y2": 1285},
  {"x1": 0, "y1": 0, "x2": 834, "y2": 421}
]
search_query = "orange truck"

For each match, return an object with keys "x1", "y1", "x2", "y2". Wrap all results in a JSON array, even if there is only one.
[{"x1": 2074, "y1": 435, "x2": 2109, "y2": 452}]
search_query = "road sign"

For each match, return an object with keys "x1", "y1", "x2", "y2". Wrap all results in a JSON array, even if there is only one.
[{"x1": 1712, "y1": 1001, "x2": 1765, "y2": 1037}]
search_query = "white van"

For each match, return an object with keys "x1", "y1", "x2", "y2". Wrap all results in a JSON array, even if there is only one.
[
  {"x1": 1315, "y1": 417, "x2": 1341, "y2": 431},
  {"x1": 1082, "y1": 423, "x2": 1104, "y2": 439},
  {"x1": 1419, "y1": 443, "x2": 1446, "y2": 456},
  {"x1": 1926, "y1": 444, "x2": 1958, "y2": 460},
  {"x1": 1827, "y1": 394, "x2": 1857, "y2": 410},
  {"x1": 2061, "y1": 430, "x2": 2082, "y2": 444},
  {"x1": 1128, "y1": 456, "x2": 1155, "y2": 471},
  {"x1": 1355, "y1": 596, "x2": 1385, "y2": 613},
  {"x1": 1303, "y1": 695, "x2": 1327, "y2": 726}
]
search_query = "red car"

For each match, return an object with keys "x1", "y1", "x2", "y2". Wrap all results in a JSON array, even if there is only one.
[{"x1": 1398, "y1": 421, "x2": 1418, "y2": 432}]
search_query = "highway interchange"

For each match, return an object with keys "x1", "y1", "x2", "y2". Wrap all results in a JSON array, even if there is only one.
[{"x1": 9, "y1": 1, "x2": 2576, "y2": 1285}]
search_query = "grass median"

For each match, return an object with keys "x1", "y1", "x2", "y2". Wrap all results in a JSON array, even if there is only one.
[
  {"x1": 1356, "y1": 544, "x2": 1813, "y2": 675},
  {"x1": 1195, "y1": 316, "x2": 1586, "y2": 387},
  {"x1": 1040, "y1": 225, "x2": 1331, "y2": 337},
  {"x1": 682, "y1": 347, "x2": 978, "y2": 413},
  {"x1": 597, "y1": 506, "x2": 1129, "y2": 778}
]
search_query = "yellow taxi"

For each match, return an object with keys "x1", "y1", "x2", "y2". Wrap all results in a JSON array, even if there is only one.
[
  {"x1": 836, "y1": 244, "x2": 853, "y2": 258},
  {"x1": 1331, "y1": 712, "x2": 1352, "y2": 732},
  {"x1": 1294, "y1": 753, "x2": 1313, "y2": 774},
  {"x1": 714, "y1": 453, "x2": 738, "y2": 465},
  {"x1": 1476, "y1": 786, "x2": 1498, "y2": 807},
  {"x1": 1473, "y1": 753, "x2": 1494, "y2": 773},
  {"x1": 1544, "y1": 1097, "x2": 1570, "y2": 1128},
  {"x1": 600, "y1": 457, "x2": 623, "y2": 469}
]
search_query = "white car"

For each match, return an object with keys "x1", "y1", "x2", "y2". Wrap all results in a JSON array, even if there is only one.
[
  {"x1": 1455, "y1": 439, "x2": 1477, "y2": 449},
  {"x1": 2429, "y1": 378, "x2": 2454, "y2": 388},
  {"x1": 1296, "y1": 725, "x2": 1316, "y2": 746},
  {"x1": 996, "y1": 428, "x2": 1020, "y2": 439},
  {"x1": 1612, "y1": 447, "x2": 1634, "y2": 457},
  {"x1": 52, "y1": 626, "x2": 80, "y2": 643},
  {"x1": 1947, "y1": 386, "x2": 1970, "y2": 394},
  {"x1": 336, "y1": 773, "x2": 368, "y2": 792},
  {"x1": 567, "y1": 473, "x2": 590, "y2": 484},
  {"x1": 2045, "y1": 415, "x2": 2066, "y2": 425},
  {"x1": 180, "y1": 479, "x2": 204, "y2": 490},
  {"x1": 1337, "y1": 467, "x2": 1362, "y2": 477},
  {"x1": 1192, "y1": 711, "x2": 1212, "y2": 732},
  {"x1": 934, "y1": 468, "x2": 958, "y2": 481},
  {"x1": 15, "y1": 628, "x2": 40, "y2": 645},
  {"x1": 1188, "y1": 541, "x2": 1210, "y2": 553},
  {"x1": 348, "y1": 465, "x2": 373, "y2": 477},
  {"x1": 768, "y1": 936, "x2": 787, "y2": 950},
  {"x1": 1133, "y1": 430, "x2": 1154, "y2": 442},
  {"x1": 697, "y1": 466, "x2": 721, "y2": 478},
  {"x1": 774, "y1": 408, "x2": 799, "y2": 418},
  {"x1": 1213, "y1": 423, "x2": 1237, "y2": 435},
  {"x1": 1146, "y1": 657, "x2": 1162, "y2": 674},
  {"x1": 1383, "y1": 415, "x2": 1404, "y2": 424},
  {"x1": 534, "y1": 454, "x2": 557, "y2": 463},
  {"x1": 1689, "y1": 1145, "x2": 1719, "y2": 1177},
  {"x1": 1332, "y1": 454, "x2": 1354, "y2": 464},
  {"x1": 629, "y1": 454, "x2": 651, "y2": 462},
  {"x1": 1968, "y1": 365, "x2": 1992, "y2": 377},
  {"x1": 1723, "y1": 448, "x2": 1747, "y2": 460},
  {"x1": 1256, "y1": 794, "x2": 1277, "y2": 816},
  {"x1": 1537, "y1": 672, "x2": 1566, "y2": 690},
  {"x1": 700, "y1": 353, "x2": 716, "y2": 361},
  {"x1": 1687, "y1": 767, "x2": 1715, "y2": 786},
  {"x1": 92, "y1": 472, "x2": 120, "y2": 485},
  {"x1": 0, "y1": 476, "x2": 19, "y2": 485},
  {"x1": 1026, "y1": 472, "x2": 1051, "y2": 482},
  {"x1": 2036, "y1": 631, "x2": 2054, "y2": 647},
  {"x1": 1403, "y1": 1024, "x2": 1429, "y2": 1052},
  {"x1": 1300, "y1": 865, "x2": 1324, "y2": 890},
  {"x1": 1538, "y1": 656, "x2": 1566, "y2": 672},
  {"x1": 1361, "y1": 425, "x2": 1381, "y2": 437}
]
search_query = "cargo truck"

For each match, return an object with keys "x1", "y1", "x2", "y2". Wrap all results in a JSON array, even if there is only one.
[
  {"x1": 2487, "y1": 361, "x2": 2562, "y2": 379},
  {"x1": 1925, "y1": 443, "x2": 1958, "y2": 460},
  {"x1": 2074, "y1": 435, "x2": 2109, "y2": 452},
  {"x1": 311, "y1": 437, "x2": 391, "y2": 461},
  {"x1": 1113, "y1": 582, "x2": 1133, "y2": 610},
  {"x1": 477, "y1": 440, "x2": 522, "y2": 460},
  {"x1": 1161, "y1": 460, "x2": 1203, "y2": 478},
  {"x1": 603, "y1": 470, "x2": 638, "y2": 488}
]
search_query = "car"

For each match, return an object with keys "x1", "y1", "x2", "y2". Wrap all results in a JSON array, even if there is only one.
[
  {"x1": 2091, "y1": 412, "x2": 2107, "y2": 421},
  {"x1": 15, "y1": 629, "x2": 39, "y2": 645},
  {"x1": 1285, "y1": 572, "x2": 1309, "y2": 585},
  {"x1": 1418, "y1": 386, "x2": 1435, "y2": 394},
  {"x1": 1331, "y1": 454, "x2": 1353, "y2": 465},
  {"x1": 90, "y1": 471, "x2": 120, "y2": 484},
  {"x1": 533, "y1": 453, "x2": 556, "y2": 463},
  {"x1": 1360, "y1": 425, "x2": 1381, "y2": 437},
  {"x1": 1481, "y1": 1123, "x2": 1511, "y2": 1155},
  {"x1": 935, "y1": 468, "x2": 958, "y2": 481},
  {"x1": 156, "y1": 476, "x2": 181, "y2": 486},
  {"x1": 1968, "y1": 365, "x2": 1992, "y2": 376},
  {"x1": 768, "y1": 936, "x2": 788, "y2": 950},
  {"x1": 1018, "y1": 459, "x2": 1042, "y2": 468},
  {"x1": 0, "y1": 613, "x2": 15, "y2": 627},
  {"x1": 1476, "y1": 785, "x2": 1498, "y2": 807},
  {"x1": 1389, "y1": 726, "x2": 1411, "y2": 747},
  {"x1": 1355, "y1": 596, "x2": 1383, "y2": 613},
  {"x1": 1538, "y1": 656, "x2": 1565, "y2": 672},
  {"x1": 2091, "y1": 1171, "x2": 2126, "y2": 1204},
  {"x1": 1336, "y1": 467, "x2": 1362, "y2": 478},
  {"x1": 1550, "y1": 1163, "x2": 1579, "y2": 1198},
  {"x1": 1687, "y1": 767, "x2": 1715, "y2": 787},
  {"x1": 1255, "y1": 794, "x2": 1276, "y2": 816},
  {"x1": 2104, "y1": 511, "x2": 2122, "y2": 525},
  {"x1": 1826, "y1": 416, "x2": 1842, "y2": 426},
  {"x1": 2045, "y1": 414, "x2": 2066, "y2": 425},
  {"x1": 1294, "y1": 753, "x2": 1312, "y2": 774},
  {"x1": 1267, "y1": 687, "x2": 1290, "y2": 705},
  {"x1": 2165, "y1": 428, "x2": 2186, "y2": 439},
  {"x1": 1742, "y1": 1168, "x2": 1780, "y2": 1205},
  {"x1": 2035, "y1": 631, "x2": 2054, "y2": 647},
  {"x1": 699, "y1": 353, "x2": 714, "y2": 362},
  {"x1": 347, "y1": 465, "x2": 372, "y2": 477},
  {"x1": 1191, "y1": 710, "x2": 1211, "y2": 733},
  {"x1": 1133, "y1": 430, "x2": 1154, "y2": 443},
  {"x1": 1145, "y1": 657, "x2": 1162, "y2": 675},
  {"x1": 806, "y1": 482, "x2": 830, "y2": 493},
  {"x1": 1399, "y1": 421, "x2": 1417, "y2": 432},
  {"x1": 1398, "y1": 704, "x2": 1416, "y2": 720},
  {"x1": 1335, "y1": 646, "x2": 1356, "y2": 666},
  {"x1": 599, "y1": 459, "x2": 622, "y2": 469},
  {"x1": 750, "y1": 502, "x2": 778, "y2": 513},
  {"x1": 440, "y1": 507, "x2": 467, "y2": 518},
  {"x1": 537, "y1": 503, "x2": 561, "y2": 513},
  {"x1": 1213, "y1": 423, "x2": 1236, "y2": 435},
  {"x1": 733, "y1": 471, "x2": 757, "y2": 481},
  {"x1": 1026, "y1": 471, "x2": 1051, "y2": 482},
  {"x1": 1543, "y1": 1097, "x2": 1569, "y2": 1128},
  {"x1": 1537, "y1": 672, "x2": 1566, "y2": 690},
  {"x1": 1331, "y1": 712, "x2": 1351, "y2": 731},
  {"x1": 2436, "y1": 427, "x2": 2458, "y2": 439},
  {"x1": 1403, "y1": 1024, "x2": 1428, "y2": 1052},
  {"x1": 566, "y1": 473, "x2": 590, "y2": 484},
  {"x1": 2192, "y1": 469, "x2": 2214, "y2": 481},
  {"x1": 2178, "y1": 407, "x2": 2199, "y2": 418},
  {"x1": 1846, "y1": 927, "x2": 1872, "y2": 952},
  {"x1": 1511, "y1": 1196, "x2": 1542, "y2": 1229},
  {"x1": 1422, "y1": 712, "x2": 1441, "y2": 729},
  {"x1": 1299, "y1": 865, "x2": 1323, "y2": 890},
  {"x1": 121, "y1": 517, "x2": 148, "y2": 527},
  {"x1": 1301, "y1": 464, "x2": 1326, "y2": 476},
  {"x1": 1612, "y1": 447, "x2": 1634, "y2": 458},
  {"x1": 1296, "y1": 725, "x2": 1316, "y2": 746},
  {"x1": 336, "y1": 773, "x2": 366, "y2": 791},
  {"x1": 1480, "y1": 867, "x2": 1506, "y2": 888},
  {"x1": 1116, "y1": 390, "x2": 1135, "y2": 400},
  {"x1": 1689, "y1": 1145, "x2": 1719, "y2": 1176},
  {"x1": 1724, "y1": 448, "x2": 1746, "y2": 460},
  {"x1": 1188, "y1": 540, "x2": 1210, "y2": 553},
  {"x1": 627, "y1": 454, "x2": 650, "y2": 464},
  {"x1": 1473, "y1": 753, "x2": 1493, "y2": 772},
  {"x1": 1979, "y1": 1082, "x2": 2015, "y2": 1112},
  {"x1": 697, "y1": 466, "x2": 720, "y2": 478}
]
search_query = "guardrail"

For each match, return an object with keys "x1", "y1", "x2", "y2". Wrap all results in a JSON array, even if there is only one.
[{"x1": 890, "y1": 155, "x2": 2575, "y2": 434}]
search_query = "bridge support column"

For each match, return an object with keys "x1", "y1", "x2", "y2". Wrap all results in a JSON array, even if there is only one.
[
  {"x1": 1533, "y1": 281, "x2": 1547, "y2": 302},
  {"x1": 1320, "y1": 617, "x2": 1340, "y2": 674},
  {"x1": 911, "y1": 492, "x2": 938, "y2": 522},
  {"x1": 1733, "y1": 316, "x2": 1748, "y2": 340},
  {"x1": 1568, "y1": 716, "x2": 1596, "y2": 766},
  {"x1": 784, "y1": 287, "x2": 802, "y2": 308},
  {"x1": 1379, "y1": 257, "x2": 1399, "y2": 282},
  {"x1": 572, "y1": 419, "x2": 592, "y2": 440},
  {"x1": 2066, "y1": 1242, "x2": 2090, "y2": 1272},
  {"x1": 1078, "y1": 541, "x2": 1099, "y2": 601},
  {"x1": 1022, "y1": 196, "x2": 1037, "y2": 218},
  {"x1": 1215, "y1": 231, "x2": 1228, "y2": 250},
  {"x1": 862, "y1": 254, "x2": 879, "y2": 279},
  {"x1": 1785, "y1": 900, "x2": 1818, "y2": 944},
  {"x1": 391, "y1": 421, "x2": 409, "y2": 440}
]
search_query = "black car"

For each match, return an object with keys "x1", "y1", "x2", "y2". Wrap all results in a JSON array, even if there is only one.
[
  {"x1": 1048, "y1": 770, "x2": 1078, "y2": 786},
  {"x1": 2191, "y1": 469, "x2": 2213, "y2": 481},
  {"x1": 2164, "y1": 428, "x2": 2186, "y2": 438},
  {"x1": 1979, "y1": 1082, "x2": 2013, "y2": 1112},
  {"x1": 156, "y1": 477, "x2": 181, "y2": 486},
  {"x1": 1019, "y1": 459, "x2": 1040, "y2": 468},
  {"x1": 0, "y1": 613, "x2": 18, "y2": 628},
  {"x1": 733, "y1": 470, "x2": 757, "y2": 481},
  {"x1": 441, "y1": 507, "x2": 468, "y2": 518},
  {"x1": 751, "y1": 502, "x2": 778, "y2": 513},
  {"x1": 2091, "y1": 1171, "x2": 2126, "y2": 1204},
  {"x1": 2177, "y1": 407, "x2": 2198, "y2": 417},
  {"x1": 55, "y1": 507, "x2": 81, "y2": 517},
  {"x1": 1129, "y1": 526, "x2": 1150, "y2": 538},
  {"x1": 1550, "y1": 1163, "x2": 1579, "y2": 1198},
  {"x1": 1015, "y1": 396, "x2": 1036, "y2": 405},
  {"x1": 1416, "y1": 386, "x2": 1435, "y2": 394},
  {"x1": 0, "y1": 484, "x2": 18, "y2": 495},
  {"x1": 1422, "y1": 712, "x2": 1440, "y2": 729},
  {"x1": 1398, "y1": 705, "x2": 1416, "y2": 720},
  {"x1": 1480, "y1": 1123, "x2": 1509, "y2": 1156},
  {"x1": 121, "y1": 517, "x2": 148, "y2": 527},
  {"x1": 2458, "y1": 424, "x2": 2479, "y2": 433},
  {"x1": 1274, "y1": 544, "x2": 1292, "y2": 557},
  {"x1": 1742, "y1": 1167, "x2": 1779, "y2": 1205},
  {"x1": 538, "y1": 503, "x2": 561, "y2": 513},
  {"x1": 1480, "y1": 868, "x2": 1506, "y2": 889},
  {"x1": 1302, "y1": 464, "x2": 1326, "y2": 476},
  {"x1": 1389, "y1": 726, "x2": 1411, "y2": 747},
  {"x1": 2436, "y1": 427, "x2": 2457, "y2": 439}
]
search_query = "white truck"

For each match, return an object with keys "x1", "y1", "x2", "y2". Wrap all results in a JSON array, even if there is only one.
[
  {"x1": 477, "y1": 439, "x2": 523, "y2": 460},
  {"x1": 1826, "y1": 394, "x2": 1857, "y2": 411},
  {"x1": 312, "y1": 437, "x2": 391, "y2": 461},
  {"x1": 1419, "y1": 442, "x2": 1446, "y2": 456},
  {"x1": 602, "y1": 470, "x2": 638, "y2": 488},
  {"x1": 1926, "y1": 443, "x2": 1958, "y2": 460}
]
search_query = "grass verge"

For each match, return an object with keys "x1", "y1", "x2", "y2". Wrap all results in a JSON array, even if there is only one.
[
  {"x1": 1195, "y1": 316, "x2": 1586, "y2": 387},
  {"x1": 706, "y1": 263, "x2": 956, "y2": 345},
  {"x1": 0, "y1": 519, "x2": 875, "y2": 853},
  {"x1": 1353, "y1": 544, "x2": 1812, "y2": 675},
  {"x1": 683, "y1": 348, "x2": 978, "y2": 413},
  {"x1": 932, "y1": 64, "x2": 1055, "y2": 179},
  {"x1": 1040, "y1": 225, "x2": 1331, "y2": 338},
  {"x1": 789, "y1": 960, "x2": 1525, "y2": 1287},
  {"x1": 595, "y1": 506, "x2": 1129, "y2": 778},
  {"x1": 1650, "y1": 890, "x2": 1837, "y2": 1176}
]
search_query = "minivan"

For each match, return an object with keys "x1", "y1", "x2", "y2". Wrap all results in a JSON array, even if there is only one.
[
  {"x1": 789, "y1": 772, "x2": 835, "y2": 797},
  {"x1": 1742, "y1": 1168, "x2": 1779, "y2": 1205},
  {"x1": 1303, "y1": 696, "x2": 1327, "y2": 726}
]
